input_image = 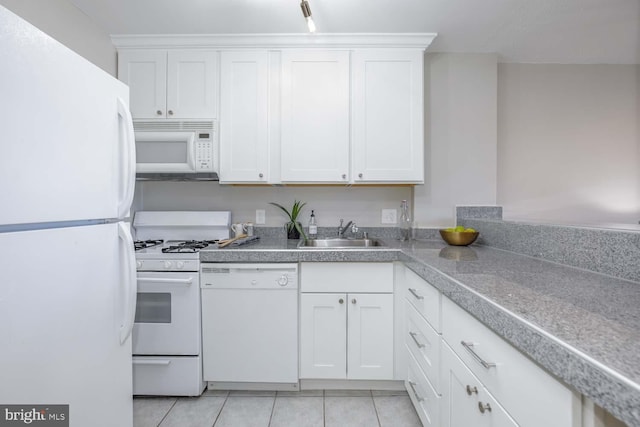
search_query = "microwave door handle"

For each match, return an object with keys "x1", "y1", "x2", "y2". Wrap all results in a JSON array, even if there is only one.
[{"x1": 188, "y1": 133, "x2": 196, "y2": 171}]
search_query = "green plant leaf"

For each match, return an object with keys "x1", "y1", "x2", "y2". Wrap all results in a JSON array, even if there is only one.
[
  {"x1": 268, "y1": 202, "x2": 294, "y2": 222},
  {"x1": 269, "y1": 200, "x2": 306, "y2": 223},
  {"x1": 294, "y1": 220, "x2": 308, "y2": 241}
]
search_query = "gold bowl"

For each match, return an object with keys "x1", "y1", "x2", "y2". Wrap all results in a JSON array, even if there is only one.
[{"x1": 439, "y1": 230, "x2": 479, "y2": 246}]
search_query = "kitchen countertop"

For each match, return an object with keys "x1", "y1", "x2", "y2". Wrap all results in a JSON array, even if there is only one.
[{"x1": 200, "y1": 237, "x2": 640, "y2": 426}]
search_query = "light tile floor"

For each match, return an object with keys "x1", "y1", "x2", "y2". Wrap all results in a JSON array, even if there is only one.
[{"x1": 134, "y1": 389, "x2": 422, "y2": 427}]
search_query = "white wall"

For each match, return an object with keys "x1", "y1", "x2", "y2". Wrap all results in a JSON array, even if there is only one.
[
  {"x1": 136, "y1": 182, "x2": 412, "y2": 229},
  {"x1": 413, "y1": 53, "x2": 498, "y2": 228},
  {"x1": 497, "y1": 64, "x2": 640, "y2": 225},
  {"x1": 0, "y1": 0, "x2": 116, "y2": 75}
]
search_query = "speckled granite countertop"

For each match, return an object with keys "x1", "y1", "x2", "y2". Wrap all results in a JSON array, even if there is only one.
[{"x1": 200, "y1": 238, "x2": 640, "y2": 426}]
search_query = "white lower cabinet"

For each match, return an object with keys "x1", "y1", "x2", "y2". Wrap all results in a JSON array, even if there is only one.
[
  {"x1": 405, "y1": 301, "x2": 441, "y2": 392},
  {"x1": 300, "y1": 292, "x2": 393, "y2": 380},
  {"x1": 299, "y1": 262, "x2": 394, "y2": 380},
  {"x1": 407, "y1": 350, "x2": 441, "y2": 426},
  {"x1": 300, "y1": 293, "x2": 347, "y2": 378},
  {"x1": 442, "y1": 297, "x2": 581, "y2": 427},
  {"x1": 401, "y1": 266, "x2": 581, "y2": 427},
  {"x1": 441, "y1": 343, "x2": 518, "y2": 427}
]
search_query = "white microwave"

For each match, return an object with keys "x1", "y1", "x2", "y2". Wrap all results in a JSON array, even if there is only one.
[{"x1": 134, "y1": 121, "x2": 218, "y2": 181}]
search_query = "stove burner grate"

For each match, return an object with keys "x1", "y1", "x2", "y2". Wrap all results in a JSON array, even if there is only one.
[
  {"x1": 162, "y1": 240, "x2": 219, "y2": 253},
  {"x1": 134, "y1": 239, "x2": 164, "y2": 251}
]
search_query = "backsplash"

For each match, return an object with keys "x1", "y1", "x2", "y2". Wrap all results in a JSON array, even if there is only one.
[
  {"x1": 253, "y1": 226, "x2": 402, "y2": 240},
  {"x1": 457, "y1": 206, "x2": 640, "y2": 283},
  {"x1": 134, "y1": 181, "x2": 412, "y2": 228}
]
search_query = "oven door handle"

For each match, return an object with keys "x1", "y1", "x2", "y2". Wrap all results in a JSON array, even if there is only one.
[
  {"x1": 137, "y1": 277, "x2": 193, "y2": 286},
  {"x1": 132, "y1": 359, "x2": 172, "y2": 366}
]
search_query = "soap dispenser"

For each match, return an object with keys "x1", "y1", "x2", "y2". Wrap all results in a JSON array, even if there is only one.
[{"x1": 308, "y1": 210, "x2": 317, "y2": 239}]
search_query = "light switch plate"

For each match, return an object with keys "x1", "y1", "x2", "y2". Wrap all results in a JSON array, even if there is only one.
[
  {"x1": 255, "y1": 209, "x2": 266, "y2": 225},
  {"x1": 381, "y1": 209, "x2": 397, "y2": 224}
]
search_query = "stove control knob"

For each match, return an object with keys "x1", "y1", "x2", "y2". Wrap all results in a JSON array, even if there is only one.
[
  {"x1": 277, "y1": 274, "x2": 289, "y2": 286},
  {"x1": 136, "y1": 261, "x2": 142, "y2": 269},
  {"x1": 176, "y1": 261, "x2": 185, "y2": 269},
  {"x1": 164, "y1": 261, "x2": 173, "y2": 269}
]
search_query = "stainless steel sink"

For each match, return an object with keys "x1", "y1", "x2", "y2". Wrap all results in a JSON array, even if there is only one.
[{"x1": 297, "y1": 238, "x2": 386, "y2": 248}]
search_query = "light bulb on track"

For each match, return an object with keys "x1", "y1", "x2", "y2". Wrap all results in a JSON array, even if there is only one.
[{"x1": 300, "y1": 0, "x2": 317, "y2": 33}]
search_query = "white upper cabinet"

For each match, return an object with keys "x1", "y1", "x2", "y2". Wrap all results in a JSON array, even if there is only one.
[
  {"x1": 280, "y1": 50, "x2": 350, "y2": 183},
  {"x1": 352, "y1": 50, "x2": 424, "y2": 183},
  {"x1": 118, "y1": 49, "x2": 217, "y2": 119},
  {"x1": 219, "y1": 51, "x2": 269, "y2": 183},
  {"x1": 166, "y1": 51, "x2": 217, "y2": 119},
  {"x1": 114, "y1": 34, "x2": 435, "y2": 184},
  {"x1": 118, "y1": 50, "x2": 167, "y2": 119}
]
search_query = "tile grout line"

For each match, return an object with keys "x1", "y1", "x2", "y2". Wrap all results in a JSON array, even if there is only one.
[
  {"x1": 323, "y1": 390, "x2": 326, "y2": 427},
  {"x1": 370, "y1": 390, "x2": 383, "y2": 427},
  {"x1": 267, "y1": 392, "x2": 277, "y2": 427},
  {"x1": 210, "y1": 391, "x2": 229, "y2": 427},
  {"x1": 155, "y1": 398, "x2": 178, "y2": 427}
]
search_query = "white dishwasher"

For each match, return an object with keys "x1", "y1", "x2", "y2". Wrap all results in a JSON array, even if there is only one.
[{"x1": 200, "y1": 263, "x2": 299, "y2": 390}]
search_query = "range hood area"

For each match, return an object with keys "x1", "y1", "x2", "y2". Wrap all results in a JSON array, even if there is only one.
[{"x1": 136, "y1": 172, "x2": 219, "y2": 181}]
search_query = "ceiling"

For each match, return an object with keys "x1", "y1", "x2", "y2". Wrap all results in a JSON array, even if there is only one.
[{"x1": 69, "y1": 0, "x2": 640, "y2": 64}]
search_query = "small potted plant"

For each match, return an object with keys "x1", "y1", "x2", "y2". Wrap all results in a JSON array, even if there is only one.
[{"x1": 269, "y1": 200, "x2": 307, "y2": 240}]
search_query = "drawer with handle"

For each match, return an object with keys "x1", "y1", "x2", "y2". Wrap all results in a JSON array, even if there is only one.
[
  {"x1": 441, "y1": 342, "x2": 518, "y2": 427},
  {"x1": 405, "y1": 267, "x2": 441, "y2": 332},
  {"x1": 442, "y1": 296, "x2": 580, "y2": 427},
  {"x1": 405, "y1": 300, "x2": 441, "y2": 393},
  {"x1": 406, "y1": 349, "x2": 440, "y2": 427}
]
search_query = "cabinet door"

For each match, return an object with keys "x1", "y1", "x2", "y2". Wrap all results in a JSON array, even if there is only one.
[
  {"x1": 166, "y1": 50, "x2": 217, "y2": 119},
  {"x1": 347, "y1": 293, "x2": 394, "y2": 380},
  {"x1": 117, "y1": 50, "x2": 167, "y2": 119},
  {"x1": 352, "y1": 50, "x2": 424, "y2": 183},
  {"x1": 219, "y1": 51, "x2": 269, "y2": 183},
  {"x1": 280, "y1": 50, "x2": 350, "y2": 183},
  {"x1": 441, "y1": 344, "x2": 518, "y2": 427},
  {"x1": 300, "y1": 293, "x2": 347, "y2": 379}
]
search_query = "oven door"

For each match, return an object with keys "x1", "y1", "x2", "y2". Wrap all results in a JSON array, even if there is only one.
[
  {"x1": 135, "y1": 131, "x2": 196, "y2": 173},
  {"x1": 132, "y1": 271, "x2": 200, "y2": 355}
]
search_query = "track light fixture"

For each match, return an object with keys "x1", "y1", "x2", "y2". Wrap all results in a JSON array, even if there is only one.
[{"x1": 300, "y1": 0, "x2": 316, "y2": 33}]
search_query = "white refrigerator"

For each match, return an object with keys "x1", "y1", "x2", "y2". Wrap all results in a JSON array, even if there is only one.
[{"x1": 0, "y1": 6, "x2": 137, "y2": 427}]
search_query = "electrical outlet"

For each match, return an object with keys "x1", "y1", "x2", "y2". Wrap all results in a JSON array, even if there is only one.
[
  {"x1": 381, "y1": 209, "x2": 397, "y2": 224},
  {"x1": 255, "y1": 209, "x2": 266, "y2": 225}
]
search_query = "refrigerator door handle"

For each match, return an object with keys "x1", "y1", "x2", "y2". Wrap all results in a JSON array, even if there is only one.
[
  {"x1": 117, "y1": 97, "x2": 136, "y2": 220},
  {"x1": 118, "y1": 222, "x2": 137, "y2": 345}
]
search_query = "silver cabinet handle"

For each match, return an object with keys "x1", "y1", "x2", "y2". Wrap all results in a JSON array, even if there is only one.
[
  {"x1": 168, "y1": 110, "x2": 174, "y2": 115},
  {"x1": 156, "y1": 110, "x2": 163, "y2": 115},
  {"x1": 339, "y1": 298, "x2": 344, "y2": 304},
  {"x1": 408, "y1": 381, "x2": 424, "y2": 402},
  {"x1": 466, "y1": 385, "x2": 478, "y2": 395},
  {"x1": 408, "y1": 288, "x2": 424, "y2": 300},
  {"x1": 358, "y1": 173, "x2": 363, "y2": 178},
  {"x1": 478, "y1": 402, "x2": 492, "y2": 414},
  {"x1": 461, "y1": 341, "x2": 496, "y2": 369},
  {"x1": 409, "y1": 331, "x2": 425, "y2": 349},
  {"x1": 259, "y1": 173, "x2": 264, "y2": 178},
  {"x1": 342, "y1": 174, "x2": 347, "y2": 179},
  {"x1": 351, "y1": 298, "x2": 357, "y2": 304}
]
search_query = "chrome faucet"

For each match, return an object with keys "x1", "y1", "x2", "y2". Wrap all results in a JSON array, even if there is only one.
[{"x1": 338, "y1": 219, "x2": 357, "y2": 237}]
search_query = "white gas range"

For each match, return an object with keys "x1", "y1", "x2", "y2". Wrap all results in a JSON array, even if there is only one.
[{"x1": 132, "y1": 211, "x2": 231, "y2": 396}]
